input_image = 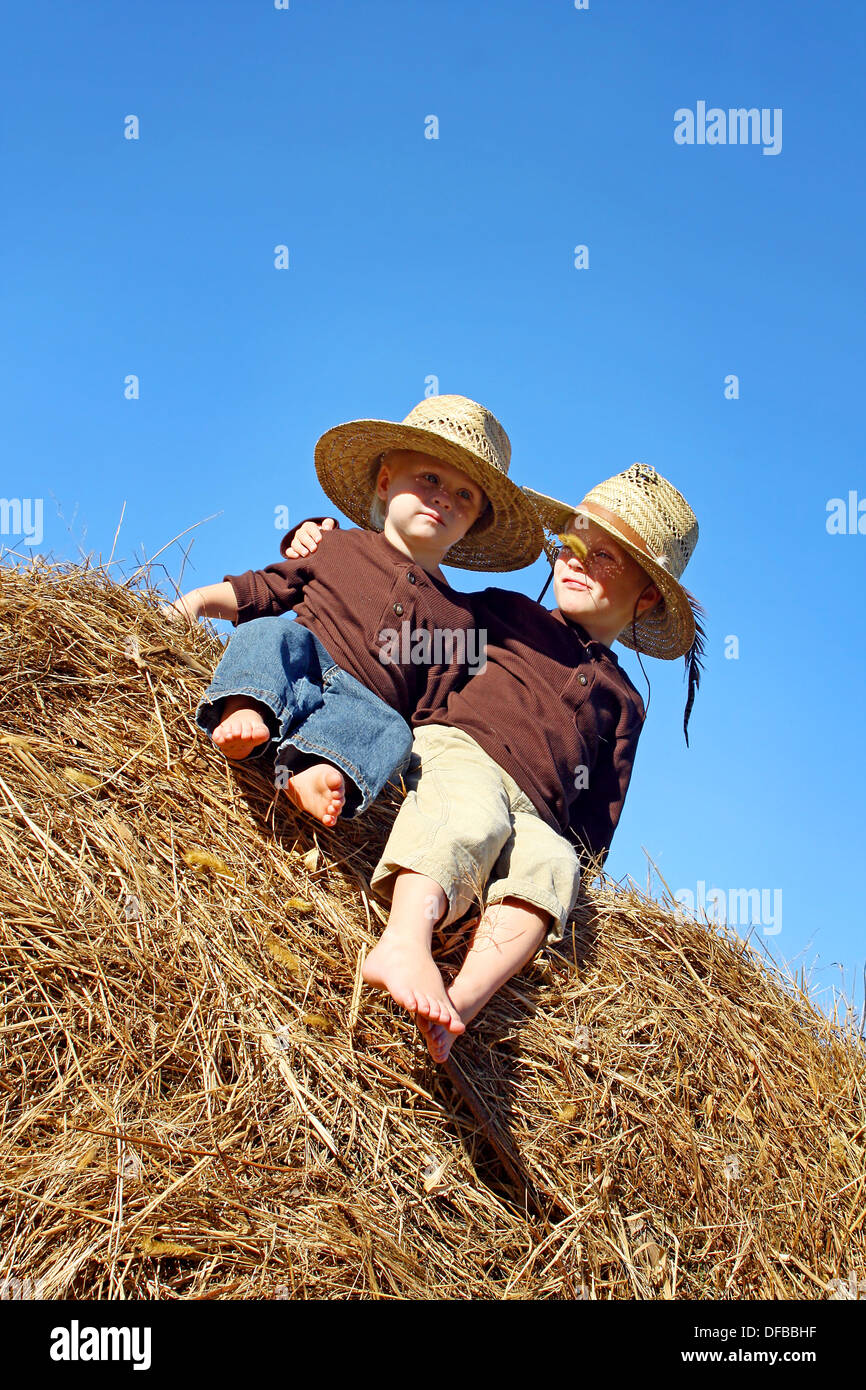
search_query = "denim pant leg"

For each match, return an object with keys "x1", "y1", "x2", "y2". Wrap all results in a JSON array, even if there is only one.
[
  {"x1": 195, "y1": 617, "x2": 327, "y2": 762},
  {"x1": 280, "y1": 637, "x2": 413, "y2": 818},
  {"x1": 195, "y1": 619, "x2": 412, "y2": 817}
]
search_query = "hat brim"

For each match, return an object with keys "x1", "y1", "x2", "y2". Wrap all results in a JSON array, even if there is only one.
[
  {"x1": 524, "y1": 486, "x2": 697, "y2": 660},
  {"x1": 315, "y1": 419, "x2": 544, "y2": 572}
]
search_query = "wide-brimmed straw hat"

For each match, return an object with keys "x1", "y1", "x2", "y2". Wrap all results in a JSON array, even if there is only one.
[
  {"x1": 313, "y1": 394, "x2": 544, "y2": 572},
  {"x1": 525, "y1": 463, "x2": 706, "y2": 741},
  {"x1": 525, "y1": 463, "x2": 701, "y2": 659}
]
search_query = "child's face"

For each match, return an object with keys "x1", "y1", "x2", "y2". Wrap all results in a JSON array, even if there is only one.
[
  {"x1": 553, "y1": 517, "x2": 660, "y2": 642},
  {"x1": 376, "y1": 451, "x2": 487, "y2": 553}
]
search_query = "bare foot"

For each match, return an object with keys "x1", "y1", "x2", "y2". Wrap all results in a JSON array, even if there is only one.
[
  {"x1": 415, "y1": 970, "x2": 483, "y2": 1063},
  {"x1": 283, "y1": 763, "x2": 345, "y2": 828},
  {"x1": 211, "y1": 697, "x2": 272, "y2": 760},
  {"x1": 414, "y1": 903, "x2": 549, "y2": 1063},
  {"x1": 363, "y1": 930, "x2": 466, "y2": 1035},
  {"x1": 416, "y1": 1013, "x2": 460, "y2": 1064}
]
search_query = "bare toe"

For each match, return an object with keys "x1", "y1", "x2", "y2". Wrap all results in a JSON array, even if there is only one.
[
  {"x1": 421, "y1": 995, "x2": 442, "y2": 1024},
  {"x1": 362, "y1": 933, "x2": 465, "y2": 1036},
  {"x1": 423, "y1": 1021, "x2": 456, "y2": 1063}
]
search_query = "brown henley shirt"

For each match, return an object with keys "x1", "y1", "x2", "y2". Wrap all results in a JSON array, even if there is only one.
[
  {"x1": 224, "y1": 527, "x2": 480, "y2": 725},
  {"x1": 425, "y1": 588, "x2": 646, "y2": 868}
]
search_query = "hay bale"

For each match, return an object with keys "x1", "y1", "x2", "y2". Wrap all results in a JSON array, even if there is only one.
[{"x1": 1, "y1": 558, "x2": 863, "y2": 1300}]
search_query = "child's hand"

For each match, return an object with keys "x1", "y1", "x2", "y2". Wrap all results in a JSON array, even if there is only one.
[
  {"x1": 285, "y1": 517, "x2": 336, "y2": 558},
  {"x1": 163, "y1": 592, "x2": 203, "y2": 624},
  {"x1": 162, "y1": 584, "x2": 238, "y2": 623}
]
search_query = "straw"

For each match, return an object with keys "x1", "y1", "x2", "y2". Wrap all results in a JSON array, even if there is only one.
[{"x1": 1, "y1": 557, "x2": 863, "y2": 1300}]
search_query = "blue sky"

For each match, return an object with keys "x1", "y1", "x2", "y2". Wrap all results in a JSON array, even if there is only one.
[{"x1": 4, "y1": 1, "x2": 865, "y2": 1024}]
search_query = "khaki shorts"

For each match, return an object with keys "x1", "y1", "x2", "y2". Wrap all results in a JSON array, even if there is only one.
[{"x1": 370, "y1": 724, "x2": 580, "y2": 942}]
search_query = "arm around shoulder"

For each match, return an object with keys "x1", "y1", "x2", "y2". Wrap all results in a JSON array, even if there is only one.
[{"x1": 281, "y1": 516, "x2": 339, "y2": 559}]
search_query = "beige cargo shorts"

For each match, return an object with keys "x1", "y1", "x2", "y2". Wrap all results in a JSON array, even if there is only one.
[{"x1": 370, "y1": 724, "x2": 581, "y2": 942}]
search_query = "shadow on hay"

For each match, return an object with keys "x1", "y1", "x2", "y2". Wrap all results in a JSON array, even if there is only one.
[{"x1": 218, "y1": 744, "x2": 603, "y2": 1215}]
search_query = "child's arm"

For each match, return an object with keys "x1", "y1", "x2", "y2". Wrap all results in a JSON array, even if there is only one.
[
  {"x1": 169, "y1": 582, "x2": 239, "y2": 624},
  {"x1": 167, "y1": 529, "x2": 333, "y2": 627}
]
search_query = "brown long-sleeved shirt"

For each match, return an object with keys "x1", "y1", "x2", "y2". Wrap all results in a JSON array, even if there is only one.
[
  {"x1": 425, "y1": 588, "x2": 646, "y2": 868},
  {"x1": 224, "y1": 527, "x2": 480, "y2": 724}
]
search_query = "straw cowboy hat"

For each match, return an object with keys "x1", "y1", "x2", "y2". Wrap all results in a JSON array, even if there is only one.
[
  {"x1": 525, "y1": 463, "x2": 706, "y2": 741},
  {"x1": 313, "y1": 395, "x2": 544, "y2": 571}
]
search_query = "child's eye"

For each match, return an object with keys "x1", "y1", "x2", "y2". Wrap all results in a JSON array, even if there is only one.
[
  {"x1": 423, "y1": 472, "x2": 440, "y2": 485},
  {"x1": 458, "y1": 489, "x2": 474, "y2": 502}
]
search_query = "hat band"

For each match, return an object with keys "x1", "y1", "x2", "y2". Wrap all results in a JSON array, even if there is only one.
[{"x1": 577, "y1": 499, "x2": 668, "y2": 575}]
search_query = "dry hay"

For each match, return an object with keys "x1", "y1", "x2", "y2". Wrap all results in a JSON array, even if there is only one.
[{"x1": 0, "y1": 557, "x2": 864, "y2": 1301}]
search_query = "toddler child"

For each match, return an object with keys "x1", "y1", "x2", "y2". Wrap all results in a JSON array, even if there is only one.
[{"x1": 171, "y1": 395, "x2": 543, "y2": 831}]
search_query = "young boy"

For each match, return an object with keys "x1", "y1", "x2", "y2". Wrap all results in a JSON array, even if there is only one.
[
  {"x1": 171, "y1": 395, "x2": 544, "y2": 828},
  {"x1": 289, "y1": 463, "x2": 703, "y2": 1059}
]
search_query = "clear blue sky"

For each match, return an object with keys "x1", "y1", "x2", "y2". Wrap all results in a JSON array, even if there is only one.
[{"x1": 4, "y1": 1, "x2": 865, "y2": 1024}]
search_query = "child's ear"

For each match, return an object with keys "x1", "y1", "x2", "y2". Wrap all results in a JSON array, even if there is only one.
[
  {"x1": 638, "y1": 582, "x2": 662, "y2": 617},
  {"x1": 374, "y1": 465, "x2": 390, "y2": 501}
]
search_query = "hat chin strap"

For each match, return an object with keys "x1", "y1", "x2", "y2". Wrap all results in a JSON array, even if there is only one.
[{"x1": 536, "y1": 566, "x2": 555, "y2": 604}]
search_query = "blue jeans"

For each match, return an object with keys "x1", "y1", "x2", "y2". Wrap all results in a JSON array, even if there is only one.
[{"x1": 195, "y1": 618, "x2": 413, "y2": 817}]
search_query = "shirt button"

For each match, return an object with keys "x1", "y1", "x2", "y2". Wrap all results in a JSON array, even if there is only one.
[
  {"x1": 393, "y1": 603, "x2": 404, "y2": 615},
  {"x1": 407, "y1": 572, "x2": 416, "y2": 584},
  {"x1": 578, "y1": 674, "x2": 588, "y2": 685}
]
